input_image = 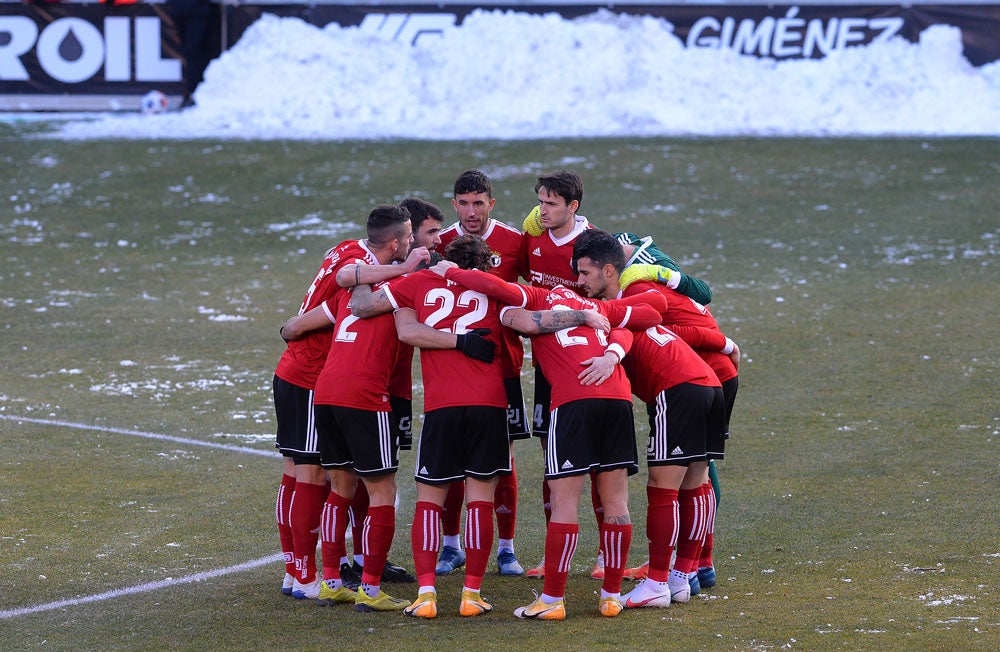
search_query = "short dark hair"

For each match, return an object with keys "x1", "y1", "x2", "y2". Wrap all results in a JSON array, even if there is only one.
[
  {"x1": 366, "y1": 204, "x2": 410, "y2": 246},
  {"x1": 399, "y1": 197, "x2": 444, "y2": 231},
  {"x1": 453, "y1": 169, "x2": 493, "y2": 198},
  {"x1": 444, "y1": 234, "x2": 493, "y2": 272},
  {"x1": 572, "y1": 229, "x2": 625, "y2": 274},
  {"x1": 535, "y1": 169, "x2": 583, "y2": 208}
]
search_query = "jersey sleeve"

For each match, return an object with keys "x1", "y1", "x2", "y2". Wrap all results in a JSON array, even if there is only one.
[
  {"x1": 600, "y1": 296, "x2": 664, "y2": 331},
  {"x1": 668, "y1": 323, "x2": 728, "y2": 352},
  {"x1": 606, "y1": 327, "x2": 635, "y2": 362},
  {"x1": 444, "y1": 267, "x2": 528, "y2": 307}
]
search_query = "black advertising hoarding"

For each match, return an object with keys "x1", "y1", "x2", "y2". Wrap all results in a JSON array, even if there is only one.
[
  {"x1": 2, "y1": 2, "x2": 998, "y2": 110},
  {"x1": 219, "y1": 3, "x2": 1000, "y2": 66},
  {"x1": 0, "y1": 3, "x2": 188, "y2": 101}
]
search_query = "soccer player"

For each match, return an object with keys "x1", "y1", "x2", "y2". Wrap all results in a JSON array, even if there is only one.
[
  {"x1": 617, "y1": 260, "x2": 740, "y2": 592},
  {"x1": 280, "y1": 204, "x2": 424, "y2": 611},
  {"x1": 272, "y1": 206, "x2": 430, "y2": 600},
  {"x1": 519, "y1": 175, "x2": 716, "y2": 578},
  {"x1": 517, "y1": 169, "x2": 611, "y2": 578},
  {"x1": 343, "y1": 197, "x2": 444, "y2": 586},
  {"x1": 572, "y1": 229, "x2": 732, "y2": 607},
  {"x1": 282, "y1": 201, "x2": 442, "y2": 597},
  {"x1": 428, "y1": 247, "x2": 667, "y2": 620},
  {"x1": 436, "y1": 169, "x2": 529, "y2": 576}
]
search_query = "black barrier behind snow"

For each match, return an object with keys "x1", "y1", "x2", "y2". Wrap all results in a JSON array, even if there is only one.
[{"x1": 1, "y1": 2, "x2": 998, "y2": 111}]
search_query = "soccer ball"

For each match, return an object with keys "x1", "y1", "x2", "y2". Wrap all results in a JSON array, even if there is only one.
[{"x1": 140, "y1": 90, "x2": 168, "y2": 115}]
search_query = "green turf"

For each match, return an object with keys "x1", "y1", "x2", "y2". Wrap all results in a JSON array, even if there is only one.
[{"x1": 1, "y1": 134, "x2": 997, "y2": 650}]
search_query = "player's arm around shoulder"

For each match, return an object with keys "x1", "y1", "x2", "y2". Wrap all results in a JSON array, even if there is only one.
[
  {"x1": 350, "y1": 283, "x2": 394, "y2": 318},
  {"x1": 280, "y1": 302, "x2": 336, "y2": 341}
]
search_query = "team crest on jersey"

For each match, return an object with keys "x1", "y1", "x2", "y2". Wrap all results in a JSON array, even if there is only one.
[{"x1": 490, "y1": 252, "x2": 502, "y2": 268}]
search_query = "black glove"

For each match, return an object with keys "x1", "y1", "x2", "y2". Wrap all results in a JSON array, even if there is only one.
[{"x1": 455, "y1": 328, "x2": 495, "y2": 363}]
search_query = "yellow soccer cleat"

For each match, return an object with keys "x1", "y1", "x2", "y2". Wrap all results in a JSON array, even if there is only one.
[
  {"x1": 522, "y1": 206, "x2": 544, "y2": 236},
  {"x1": 599, "y1": 595, "x2": 624, "y2": 618},
  {"x1": 459, "y1": 589, "x2": 494, "y2": 617},
  {"x1": 403, "y1": 591, "x2": 438, "y2": 619},
  {"x1": 355, "y1": 587, "x2": 409, "y2": 612},
  {"x1": 513, "y1": 593, "x2": 566, "y2": 621},
  {"x1": 317, "y1": 580, "x2": 357, "y2": 606}
]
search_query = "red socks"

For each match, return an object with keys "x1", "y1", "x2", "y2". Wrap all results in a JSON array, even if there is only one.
[
  {"x1": 464, "y1": 501, "x2": 494, "y2": 591},
  {"x1": 645, "y1": 486, "x2": 679, "y2": 582},
  {"x1": 600, "y1": 521, "x2": 632, "y2": 594},
  {"x1": 494, "y1": 467, "x2": 518, "y2": 540},
  {"x1": 290, "y1": 480, "x2": 328, "y2": 583},
  {"x1": 674, "y1": 486, "x2": 708, "y2": 575},
  {"x1": 276, "y1": 474, "x2": 295, "y2": 577},
  {"x1": 360, "y1": 505, "x2": 395, "y2": 587},
  {"x1": 350, "y1": 482, "x2": 370, "y2": 560},
  {"x1": 411, "y1": 501, "x2": 441, "y2": 588},
  {"x1": 699, "y1": 481, "x2": 716, "y2": 569},
  {"x1": 320, "y1": 490, "x2": 351, "y2": 580},
  {"x1": 441, "y1": 481, "x2": 464, "y2": 537},
  {"x1": 542, "y1": 522, "x2": 579, "y2": 599}
]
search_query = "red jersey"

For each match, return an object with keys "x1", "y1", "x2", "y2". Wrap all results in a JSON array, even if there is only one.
[
  {"x1": 384, "y1": 270, "x2": 506, "y2": 412},
  {"x1": 274, "y1": 239, "x2": 376, "y2": 389},
  {"x1": 620, "y1": 325, "x2": 721, "y2": 405},
  {"x1": 439, "y1": 218, "x2": 526, "y2": 379},
  {"x1": 442, "y1": 268, "x2": 665, "y2": 410},
  {"x1": 439, "y1": 218, "x2": 523, "y2": 283},
  {"x1": 625, "y1": 281, "x2": 738, "y2": 383},
  {"x1": 313, "y1": 289, "x2": 400, "y2": 410},
  {"x1": 520, "y1": 215, "x2": 593, "y2": 292}
]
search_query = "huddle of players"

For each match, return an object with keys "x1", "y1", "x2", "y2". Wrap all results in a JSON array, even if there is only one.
[{"x1": 271, "y1": 168, "x2": 741, "y2": 620}]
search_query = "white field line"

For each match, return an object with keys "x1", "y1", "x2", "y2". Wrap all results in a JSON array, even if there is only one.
[
  {"x1": 0, "y1": 414, "x2": 283, "y2": 620},
  {"x1": 0, "y1": 414, "x2": 279, "y2": 458},
  {"x1": 0, "y1": 555, "x2": 282, "y2": 620}
]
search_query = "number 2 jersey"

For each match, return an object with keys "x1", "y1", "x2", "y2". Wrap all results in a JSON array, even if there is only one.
[
  {"x1": 383, "y1": 269, "x2": 506, "y2": 412},
  {"x1": 312, "y1": 266, "x2": 401, "y2": 411}
]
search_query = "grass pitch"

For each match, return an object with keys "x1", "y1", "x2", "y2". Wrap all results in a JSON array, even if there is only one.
[{"x1": 1, "y1": 133, "x2": 998, "y2": 650}]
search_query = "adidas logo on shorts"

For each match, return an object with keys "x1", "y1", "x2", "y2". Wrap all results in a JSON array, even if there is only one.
[
  {"x1": 561, "y1": 460, "x2": 573, "y2": 469},
  {"x1": 671, "y1": 447, "x2": 684, "y2": 456}
]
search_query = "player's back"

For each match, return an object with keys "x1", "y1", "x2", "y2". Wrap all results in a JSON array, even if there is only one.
[
  {"x1": 622, "y1": 325, "x2": 720, "y2": 405},
  {"x1": 313, "y1": 289, "x2": 399, "y2": 410},
  {"x1": 516, "y1": 284, "x2": 633, "y2": 409},
  {"x1": 385, "y1": 270, "x2": 506, "y2": 412}
]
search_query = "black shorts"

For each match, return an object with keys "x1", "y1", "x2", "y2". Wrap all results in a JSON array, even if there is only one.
[
  {"x1": 545, "y1": 398, "x2": 638, "y2": 479},
  {"x1": 531, "y1": 364, "x2": 552, "y2": 438},
  {"x1": 272, "y1": 375, "x2": 321, "y2": 463},
  {"x1": 706, "y1": 386, "x2": 727, "y2": 460},
  {"x1": 505, "y1": 377, "x2": 530, "y2": 441},
  {"x1": 721, "y1": 376, "x2": 739, "y2": 439},
  {"x1": 314, "y1": 404, "x2": 398, "y2": 477},
  {"x1": 646, "y1": 383, "x2": 720, "y2": 466},
  {"x1": 390, "y1": 395, "x2": 413, "y2": 450},
  {"x1": 415, "y1": 405, "x2": 511, "y2": 484}
]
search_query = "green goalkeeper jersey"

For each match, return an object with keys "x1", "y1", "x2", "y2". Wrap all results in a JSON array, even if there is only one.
[{"x1": 614, "y1": 232, "x2": 713, "y2": 305}]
